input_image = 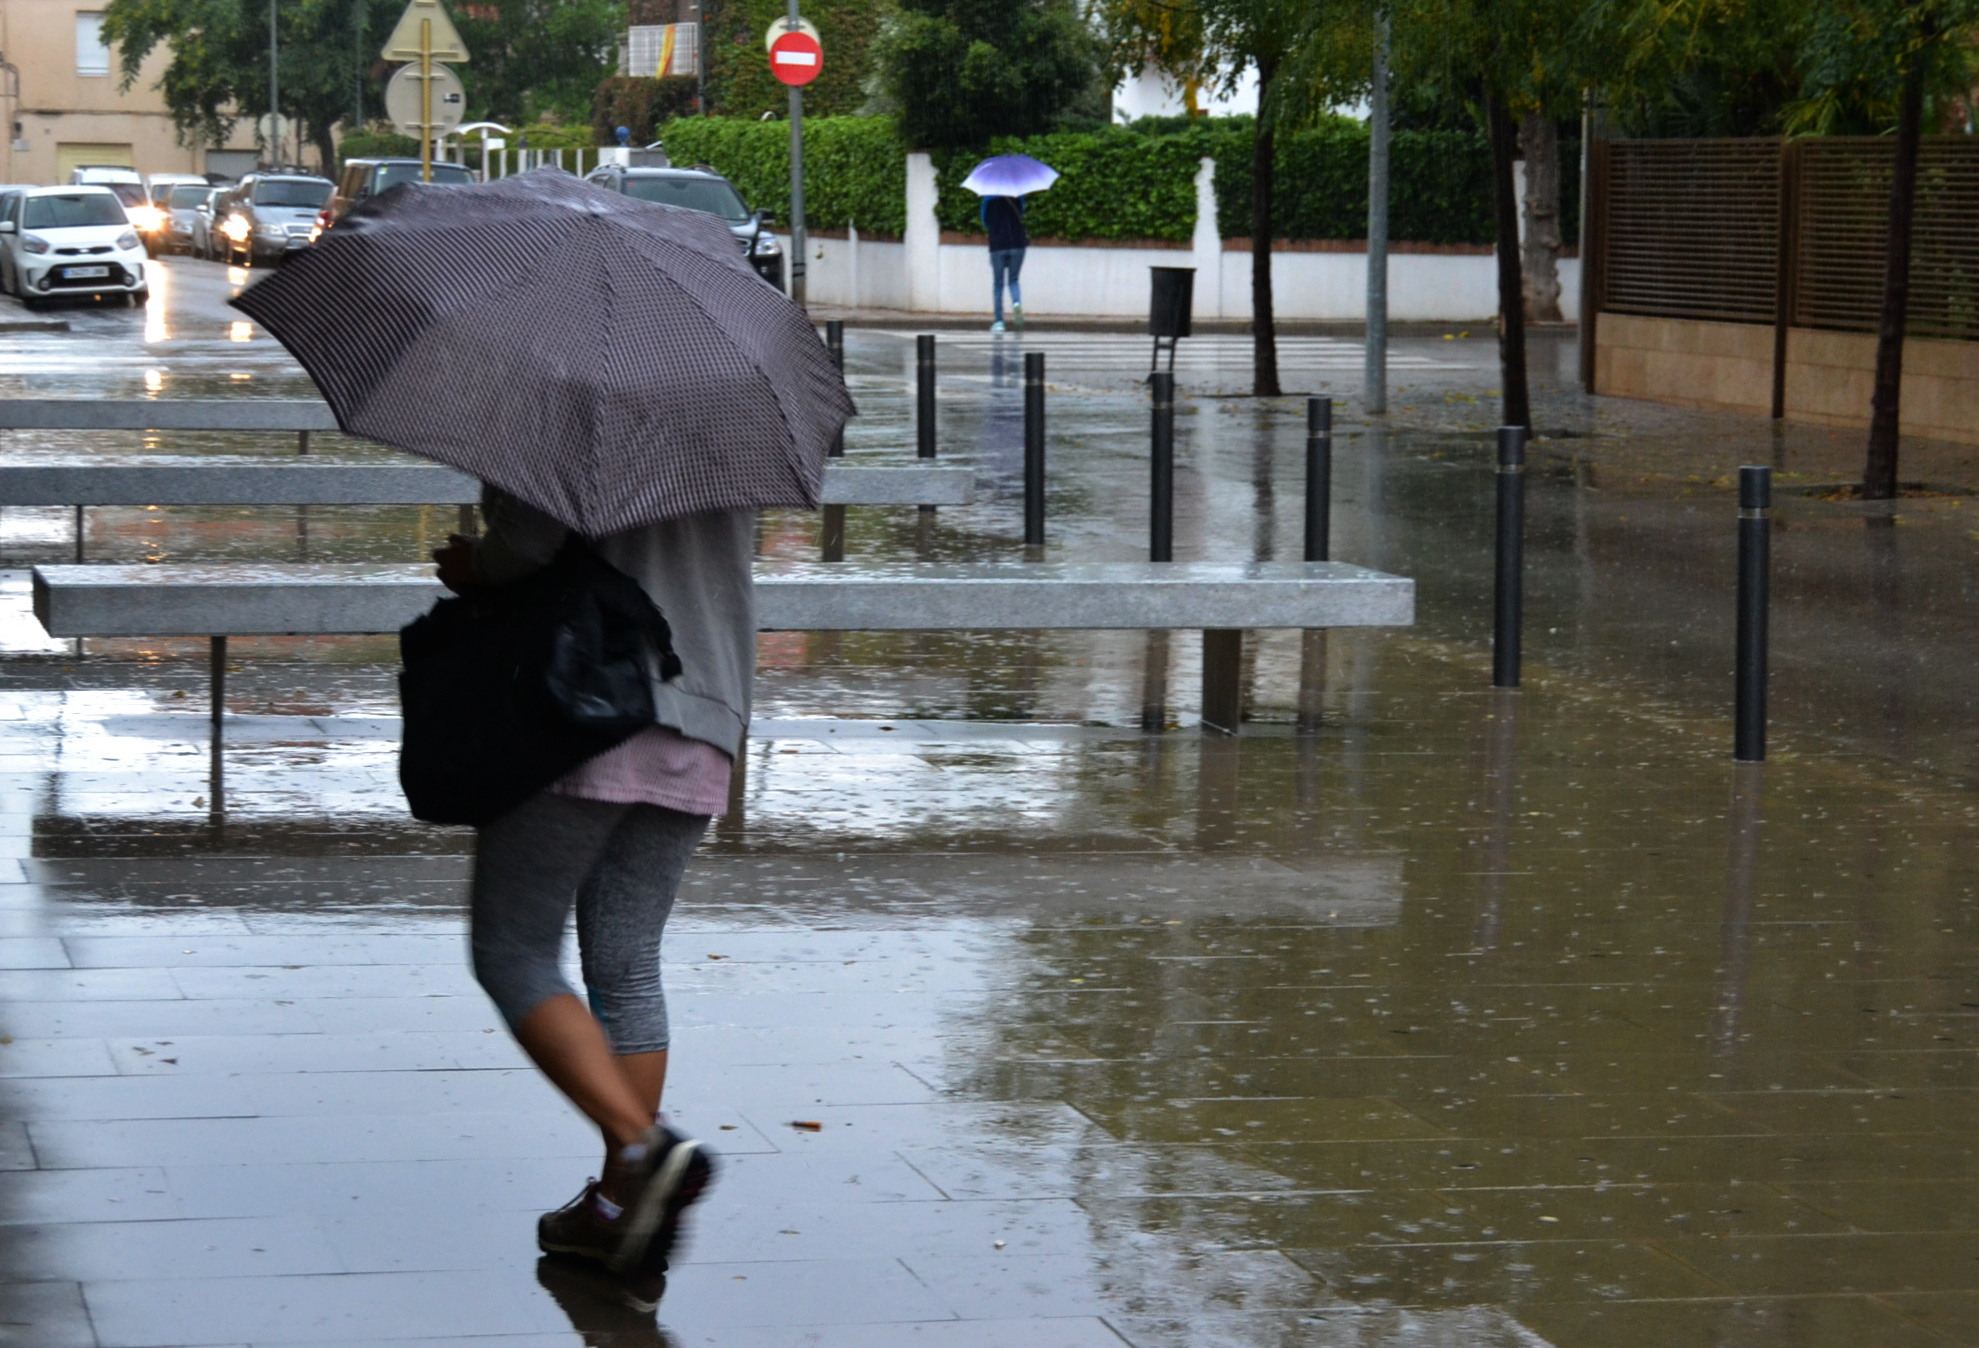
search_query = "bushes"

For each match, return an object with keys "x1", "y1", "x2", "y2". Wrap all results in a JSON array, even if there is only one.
[
  {"x1": 649, "y1": 113, "x2": 1541, "y2": 246},
  {"x1": 593, "y1": 77, "x2": 701, "y2": 147},
  {"x1": 655, "y1": 115, "x2": 907, "y2": 235},
  {"x1": 337, "y1": 129, "x2": 421, "y2": 168}
]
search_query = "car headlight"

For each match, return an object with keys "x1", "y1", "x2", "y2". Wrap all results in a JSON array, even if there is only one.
[
  {"x1": 753, "y1": 234, "x2": 781, "y2": 256},
  {"x1": 20, "y1": 234, "x2": 48, "y2": 255},
  {"x1": 221, "y1": 216, "x2": 251, "y2": 242},
  {"x1": 116, "y1": 231, "x2": 141, "y2": 251},
  {"x1": 130, "y1": 206, "x2": 165, "y2": 231}
]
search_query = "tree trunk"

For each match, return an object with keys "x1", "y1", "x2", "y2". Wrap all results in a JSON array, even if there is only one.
[
  {"x1": 1519, "y1": 111, "x2": 1563, "y2": 323},
  {"x1": 310, "y1": 121, "x2": 338, "y2": 178},
  {"x1": 1864, "y1": 43, "x2": 1931, "y2": 500},
  {"x1": 1251, "y1": 62, "x2": 1281, "y2": 398},
  {"x1": 1485, "y1": 91, "x2": 1531, "y2": 430}
]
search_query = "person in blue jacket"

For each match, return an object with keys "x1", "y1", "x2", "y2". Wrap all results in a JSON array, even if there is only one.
[{"x1": 982, "y1": 194, "x2": 1027, "y2": 333}]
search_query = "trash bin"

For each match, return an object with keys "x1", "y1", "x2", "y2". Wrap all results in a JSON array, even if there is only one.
[{"x1": 1150, "y1": 266, "x2": 1195, "y2": 339}]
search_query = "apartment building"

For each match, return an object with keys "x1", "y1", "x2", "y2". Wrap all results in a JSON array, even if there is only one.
[{"x1": 0, "y1": 0, "x2": 257, "y2": 184}]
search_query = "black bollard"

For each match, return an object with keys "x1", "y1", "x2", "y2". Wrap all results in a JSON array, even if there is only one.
[
  {"x1": 1735, "y1": 464, "x2": 1771, "y2": 762},
  {"x1": 1150, "y1": 371, "x2": 1174, "y2": 562},
  {"x1": 1023, "y1": 352, "x2": 1046, "y2": 546},
  {"x1": 1492, "y1": 425, "x2": 1527, "y2": 689},
  {"x1": 916, "y1": 334, "x2": 936, "y2": 460},
  {"x1": 825, "y1": 320, "x2": 845, "y2": 459},
  {"x1": 1305, "y1": 397, "x2": 1332, "y2": 562}
]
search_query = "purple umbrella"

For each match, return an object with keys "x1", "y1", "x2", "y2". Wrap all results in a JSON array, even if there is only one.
[{"x1": 961, "y1": 153, "x2": 1060, "y2": 197}]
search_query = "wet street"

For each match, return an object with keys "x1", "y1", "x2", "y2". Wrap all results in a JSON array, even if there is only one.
[{"x1": 2, "y1": 254, "x2": 1978, "y2": 1346}]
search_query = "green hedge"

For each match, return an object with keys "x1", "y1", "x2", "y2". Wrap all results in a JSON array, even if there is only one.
[
  {"x1": 655, "y1": 116, "x2": 906, "y2": 235},
  {"x1": 648, "y1": 114, "x2": 1569, "y2": 247}
]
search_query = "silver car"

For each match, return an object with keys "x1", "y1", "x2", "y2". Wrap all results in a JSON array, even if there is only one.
[
  {"x1": 214, "y1": 173, "x2": 334, "y2": 267},
  {"x1": 161, "y1": 183, "x2": 221, "y2": 256}
]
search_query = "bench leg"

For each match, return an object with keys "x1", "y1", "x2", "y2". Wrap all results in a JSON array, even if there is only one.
[
  {"x1": 1296, "y1": 629, "x2": 1327, "y2": 733},
  {"x1": 820, "y1": 504, "x2": 845, "y2": 562},
  {"x1": 1140, "y1": 630, "x2": 1170, "y2": 733},
  {"x1": 457, "y1": 504, "x2": 477, "y2": 538},
  {"x1": 1200, "y1": 629, "x2": 1243, "y2": 735}
]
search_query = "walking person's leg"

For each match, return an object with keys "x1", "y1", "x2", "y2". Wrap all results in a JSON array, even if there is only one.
[
  {"x1": 989, "y1": 249, "x2": 1008, "y2": 331},
  {"x1": 1009, "y1": 246, "x2": 1025, "y2": 328}
]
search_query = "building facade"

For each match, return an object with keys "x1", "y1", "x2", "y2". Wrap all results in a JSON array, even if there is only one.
[{"x1": 0, "y1": 0, "x2": 258, "y2": 185}]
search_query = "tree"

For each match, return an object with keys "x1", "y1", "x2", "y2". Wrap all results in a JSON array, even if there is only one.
[
  {"x1": 870, "y1": 0, "x2": 1103, "y2": 153},
  {"x1": 1102, "y1": 0, "x2": 1365, "y2": 398},
  {"x1": 102, "y1": 0, "x2": 383, "y2": 171},
  {"x1": 1389, "y1": 0, "x2": 1591, "y2": 430},
  {"x1": 700, "y1": 0, "x2": 891, "y2": 119},
  {"x1": 454, "y1": 0, "x2": 624, "y2": 127}
]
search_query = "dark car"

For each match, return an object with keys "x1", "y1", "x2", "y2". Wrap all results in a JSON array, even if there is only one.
[
  {"x1": 320, "y1": 158, "x2": 478, "y2": 235},
  {"x1": 214, "y1": 173, "x2": 335, "y2": 266},
  {"x1": 583, "y1": 163, "x2": 783, "y2": 289}
]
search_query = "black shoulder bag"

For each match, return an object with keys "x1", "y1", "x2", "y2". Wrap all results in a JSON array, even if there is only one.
[{"x1": 397, "y1": 540, "x2": 682, "y2": 827}]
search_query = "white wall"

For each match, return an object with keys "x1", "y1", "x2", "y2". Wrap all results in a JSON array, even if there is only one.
[{"x1": 800, "y1": 148, "x2": 1580, "y2": 323}]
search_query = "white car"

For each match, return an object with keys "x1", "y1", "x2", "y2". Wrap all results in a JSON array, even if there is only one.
[{"x1": 0, "y1": 186, "x2": 148, "y2": 308}]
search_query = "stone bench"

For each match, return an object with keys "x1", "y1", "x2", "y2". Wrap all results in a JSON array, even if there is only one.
[{"x1": 33, "y1": 559, "x2": 1414, "y2": 735}]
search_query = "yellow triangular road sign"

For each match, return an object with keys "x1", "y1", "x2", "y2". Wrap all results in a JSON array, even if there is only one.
[{"x1": 382, "y1": 0, "x2": 469, "y2": 63}]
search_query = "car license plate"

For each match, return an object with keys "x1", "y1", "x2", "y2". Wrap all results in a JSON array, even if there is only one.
[{"x1": 65, "y1": 266, "x2": 110, "y2": 279}]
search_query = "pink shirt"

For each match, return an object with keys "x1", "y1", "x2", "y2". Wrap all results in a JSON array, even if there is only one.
[{"x1": 552, "y1": 725, "x2": 733, "y2": 817}]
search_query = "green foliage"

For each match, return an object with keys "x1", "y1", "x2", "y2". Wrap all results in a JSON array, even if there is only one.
[
  {"x1": 593, "y1": 77, "x2": 701, "y2": 145},
  {"x1": 453, "y1": 0, "x2": 625, "y2": 126},
  {"x1": 504, "y1": 120, "x2": 600, "y2": 150},
  {"x1": 1214, "y1": 123, "x2": 1506, "y2": 245},
  {"x1": 701, "y1": 0, "x2": 891, "y2": 118},
  {"x1": 870, "y1": 0, "x2": 1105, "y2": 151},
  {"x1": 337, "y1": 129, "x2": 422, "y2": 166},
  {"x1": 933, "y1": 123, "x2": 1221, "y2": 239},
  {"x1": 656, "y1": 115, "x2": 907, "y2": 235}
]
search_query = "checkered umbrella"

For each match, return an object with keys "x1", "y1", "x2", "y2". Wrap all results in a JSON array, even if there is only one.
[{"x1": 231, "y1": 169, "x2": 854, "y2": 536}]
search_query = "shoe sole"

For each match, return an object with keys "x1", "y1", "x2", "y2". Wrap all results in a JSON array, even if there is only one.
[{"x1": 611, "y1": 1138, "x2": 712, "y2": 1273}]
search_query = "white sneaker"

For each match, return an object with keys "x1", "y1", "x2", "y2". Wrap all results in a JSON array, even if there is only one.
[
  {"x1": 990, "y1": 320, "x2": 1005, "y2": 334},
  {"x1": 1012, "y1": 303, "x2": 1024, "y2": 329}
]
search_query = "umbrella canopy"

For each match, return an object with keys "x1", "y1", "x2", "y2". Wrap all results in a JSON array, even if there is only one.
[
  {"x1": 231, "y1": 169, "x2": 854, "y2": 537},
  {"x1": 960, "y1": 154, "x2": 1059, "y2": 198}
]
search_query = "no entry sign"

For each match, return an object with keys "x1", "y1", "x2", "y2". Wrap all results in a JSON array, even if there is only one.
[{"x1": 769, "y1": 31, "x2": 822, "y2": 86}]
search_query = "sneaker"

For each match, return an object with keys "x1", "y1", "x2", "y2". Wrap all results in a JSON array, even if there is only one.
[
  {"x1": 538, "y1": 1179, "x2": 620, "y2": 1266},
  {"x1": 990, "y1": 320, "x2": 1005, "y2": 333},
  {"x1": 1012, "y1": 303, "x2": 1024, "y2": 329},
  {"x1": 612, "y1": 1124, "x2": 715, "y2": 1274}
]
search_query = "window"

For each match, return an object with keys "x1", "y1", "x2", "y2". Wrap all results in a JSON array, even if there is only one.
[
  {"x1": 76, "y1": 12, "x2": 111, "y2": 76},
  {"x1": 24, "y1": 193, "x2": 129, "y2": 229}
]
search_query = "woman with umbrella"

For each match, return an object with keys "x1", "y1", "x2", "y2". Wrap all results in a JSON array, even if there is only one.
[
  {"x1": 963, "y1": 154, "x2": 1059, "y2": 334},
  {"x1": 234, "y1": 170, "x2": 854, "y2": 1310}
]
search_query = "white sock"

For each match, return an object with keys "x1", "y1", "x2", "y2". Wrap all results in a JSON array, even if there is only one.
[{"x1": 592, "y1": 1189, "x2": 624, "y2": 1221}]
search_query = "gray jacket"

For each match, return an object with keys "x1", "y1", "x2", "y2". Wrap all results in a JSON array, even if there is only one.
[{"x1": 472, "y1": 488, "x2": 756, "y2": 757}]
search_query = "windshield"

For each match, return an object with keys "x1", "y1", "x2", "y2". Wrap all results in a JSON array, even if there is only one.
[
  {"x1": 105, "y1": 182, "x2": 147, "y2": 208},
  {"x1": 251, "y1": 179, "x2": 333, "y2": 208},
  {"x1": 150, "y1": 183, "x2": 177, "y2": 206},
  {"x1": 23, "y1": 194, "x2": 128, "y2": 229},
  {"x1": 170, "y1": 185, "x2": 212, "y2": 208},
  {"x1": 372, "y1": 163, "x2": 476, "y2": 191},
  {"x1": 621, "y1": 176, "x2": 750, "y2": 222}
]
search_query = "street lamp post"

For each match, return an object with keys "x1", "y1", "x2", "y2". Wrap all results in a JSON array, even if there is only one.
[{"x1": 269, "y1": 0, "x2": 280, "y2": 167}]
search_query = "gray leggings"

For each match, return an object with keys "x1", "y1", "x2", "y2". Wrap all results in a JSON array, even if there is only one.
[{"x1": 469, "y1": 793, "x2": 707, "y2": 1055}]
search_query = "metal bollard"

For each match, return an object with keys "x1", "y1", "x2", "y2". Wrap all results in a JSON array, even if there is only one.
[
  {"x1": 1305, "y1": 397, "x2": 1332, "y2": 562},
  {"x1": 1735, "y1": 464, "x2": 1771, "y2": 762},
  {"x1": 1492, "y1": 425, "x2": 1527, "y2": 689},
  {"x1": 825, "y1": 320, "x2": 845, "y2": 459},
  {"x1": 916, "y1": 334, "x2": 936, "y2": 460},
  {"x1": 1024, "y1": 352, "x2": 1046, "y2": 546},
  {"x1": 1149, "y1": 371, "x2": 1174, "y2": 562}
]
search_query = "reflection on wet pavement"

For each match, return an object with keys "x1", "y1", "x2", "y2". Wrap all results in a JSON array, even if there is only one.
[{"x1": 1, "y1": 257, "x2": 1976, "y2": 1346}]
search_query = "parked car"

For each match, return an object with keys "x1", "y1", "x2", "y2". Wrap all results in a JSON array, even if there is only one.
[
  {"x1": 0, "y1": 186, "x2": 148, "y2": 308},
  {"x1": 214, "y1": 173, "x2": 335, "y2": 266},
  {"x1": 134, "y1": 173, "x2": 208, "y2": 250},
  {"x1": 161, "y1": 183, "x2": 223, "y2": 256},
  {"x1": 318, "y1": 157, "x2": 477, "y2": 236},
  {"x1": 69, "y1": 166, "x2": 148, "y2": 213},
  {"x1": 582, "y1": 162, "x2": 783, "y2": 288},
  {"x1": 189, "y1": 188, "x2": 227, "y2": 261}
]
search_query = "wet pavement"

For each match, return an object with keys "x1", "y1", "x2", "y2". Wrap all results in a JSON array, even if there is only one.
[{"x1": 1, "y1": 256, "x2": 1977, "y2": 1346}]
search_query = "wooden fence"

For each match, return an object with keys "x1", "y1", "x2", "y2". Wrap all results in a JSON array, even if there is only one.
[{"x1": 1583, "y1": 136, "x2": 1979, "y2": 411}]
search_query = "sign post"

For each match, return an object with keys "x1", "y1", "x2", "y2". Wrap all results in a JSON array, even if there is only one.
[
  {"x1": 767, "y1": 11, "x2": 820, "y2": 306},
  {"x1": 382, "y1": 0, "x2": 469, "y2": 182}
]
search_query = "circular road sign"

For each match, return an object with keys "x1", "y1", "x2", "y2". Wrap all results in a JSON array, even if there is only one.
[
  {"x1": 384, "y1": 62, "x2": 466, "y2": 136},
  {"x1": 762, "y1": 16, "x2": 820, "y2": 51},
  {"x1": 769, "y1": 31, "x2": 823, "y2": 87}
]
